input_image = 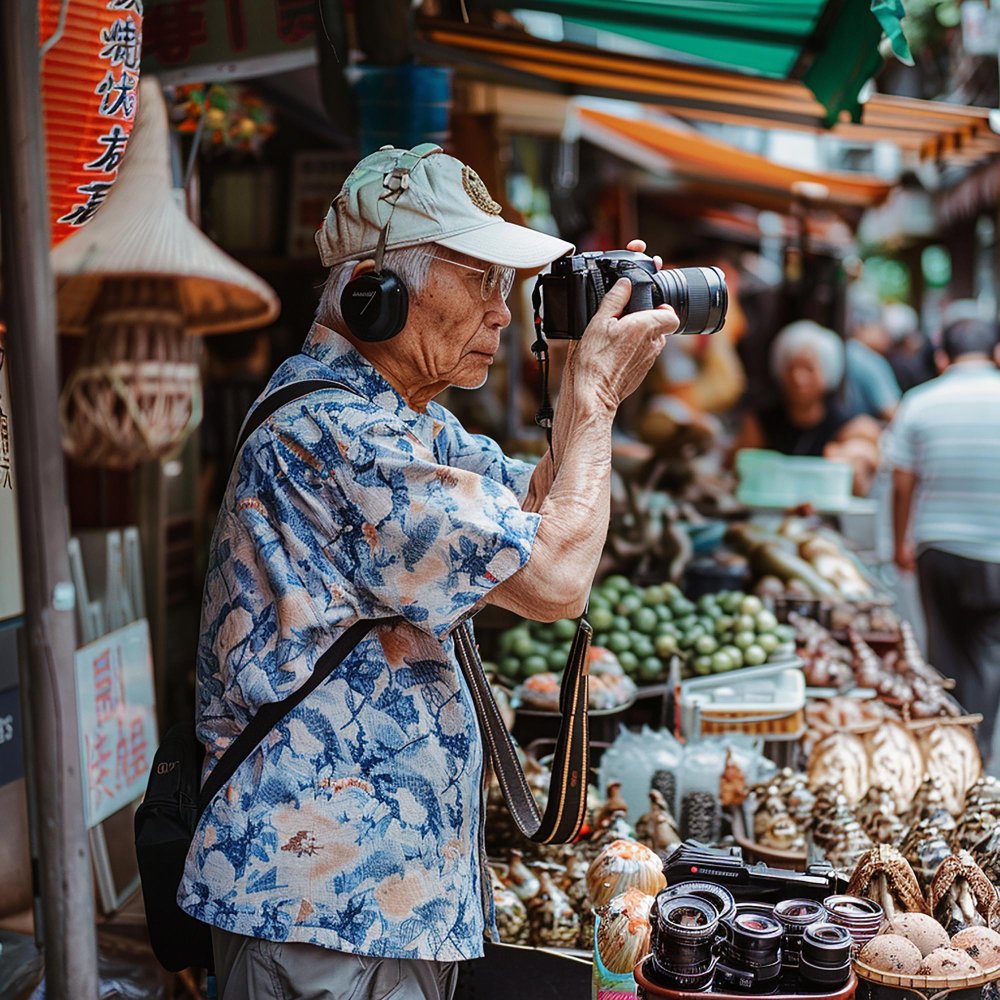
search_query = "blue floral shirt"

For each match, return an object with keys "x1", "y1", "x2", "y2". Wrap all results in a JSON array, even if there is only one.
[{"x1": 179, "y1": 324, "x2": 540, "y2": 961}]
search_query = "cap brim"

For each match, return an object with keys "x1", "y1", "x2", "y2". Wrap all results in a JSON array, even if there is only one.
[{"x1": 435, "y1": 220, "x2": 574, "y2": 270}]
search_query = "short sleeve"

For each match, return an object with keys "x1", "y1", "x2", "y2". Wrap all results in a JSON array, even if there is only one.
[
  {"x1": 870, "y1": 353, "x2": 902, "y2": 413},
  {"x1": 428, "y1": 403, "x2": 536, "y2": 503},
  {"x1": 333, "y1": 416, "x2": 541, "y2": 638},
  {"x1": 883, "y1": 397, "x2": 916, "y2": 472}
]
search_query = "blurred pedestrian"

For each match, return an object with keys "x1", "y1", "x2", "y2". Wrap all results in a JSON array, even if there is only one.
[
  {"x1": 882, "y1": 302, "x2": 934, "y2": 392},
  {"x1": 886, "y1": 318, "x2": 1000, "y2": 758},
  {"x1": 843, "y1": 308, "x2": 901, "y2": 421},
  {"x1": 734, "y1": 320, "x2": 880, "y2": 491}
]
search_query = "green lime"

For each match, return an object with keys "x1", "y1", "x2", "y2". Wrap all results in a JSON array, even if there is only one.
[
  {"x1": 776, "y1": 624, "x2": 796, "y2": 643},
  {"x1": 613, "y1": 615, "x2": 632, "y2": 634},
  {"x1": 499, "y1": 656, "x2": 521, "y2": 679},
  {"x1": 618, "y1": 651, "x2": 639, "y2": 674},
  {"x1": 670, "y1": 597, "x2": 696, "y2": 617},
  {"x1": 630, "y1": 607, "x2": 659, "y2": 635},
  {"x1": 591, "y1": 634, "x2": 608, "y2": 650},
  {"x1": 603, "y1": 574, "x2": 632, "y2": 593},
  {"x1": 522, "y1": 654, "x2": 549, "y2": 676},
  {"x1": 695, "y1": 635, "x2": 719, "y2": 655},
  {"x1": 642, "y1": 585, "x2": 666, "y2": 606},
  {"x1": 734, "y1": 630, "x2": 757, "y2": 650},
  {"x1": 744, "y1": 644, "x2": 767, "y2": 666},
  {"x1": 553, "y1": 618, "x2": 577, "y2": 641},
  {"x1": 639, "y1": 656, "x2": 663, "y2": 682},
  {"x1": 693, "y1": 655, "x2": 714, "y2": 675},
  {"x1": 712, "y1": 651, "x2": 734, "y2": 672},
  {"x1": 588, "y1": 593, "x2": 610, "y2": 612},
  {"x1": 675, "y1": 614, "x2": 698, "y2": 632},
  {"x1": 722, "y1": 645, "x2": 744, "y2": 667},
  {"x1": 631, "y1": 635, "x2": 655, "y2": 659},
  {"x1": 734, "y1": 614, "x2": 756, "y2": 633},
  {"x1": 755, "y1": 610, "x2": 778, "y2": 633},
  {"x1": 714, "y1": 615, "x2": 734, "y2": 635},
  {"x1": 655, "y1": 634, "x2": 679, "y2": 657},
  {"x1": 740, "y1": 595, "x2": 764, "y2": 616},
  {"x1": 616, "y1": 594, "x2": 643, "y2": 616},
  {"x1": 548, "y1": 647, "x2": 568, "y2": 670},
  {"x1": 758, "y1": 633, "x2": 780, "y2": 654},
  {"x1": 722, "y1": 593, "x2": 744, "y2": 614},
  {"x1": 655, "y1": 605, "x2": 674, "y2": 623},
  {"x1": 606, "y1": 632, "x2": 631, "y2": 654},
  {"x1": 589, "y1": 607, "x2": 614, "y2": 632},
  {"x1": 511, "y1": 633, "x2": 535, "y2": 658},
  {"x1": 662, "y1": 583, "x2": 682, "y2": 602}
]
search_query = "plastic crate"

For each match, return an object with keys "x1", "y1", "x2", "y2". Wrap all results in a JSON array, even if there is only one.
[
  {"x1": 736, "y1": 449, "x2": 854, "y2": 512},
  {"x1": 679, "y1": 666, "x2": 805, "y2": 738}
]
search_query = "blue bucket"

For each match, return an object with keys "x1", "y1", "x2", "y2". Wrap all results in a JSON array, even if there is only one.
[{"x1": 354, "y1": 64, "x2": 453, "y2": 153}]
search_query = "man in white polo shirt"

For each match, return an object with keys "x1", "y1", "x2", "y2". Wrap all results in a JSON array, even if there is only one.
[{"x1": 887, "y1": 318, "x2": 1000, "y2": 759}]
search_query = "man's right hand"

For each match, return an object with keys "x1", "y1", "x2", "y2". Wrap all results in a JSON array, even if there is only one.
[{"x1": 571, "y1": 278, "x2": 679, "y2": 412}]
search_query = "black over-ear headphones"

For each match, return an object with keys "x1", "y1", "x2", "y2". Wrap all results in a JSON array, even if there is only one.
[{"x1": 340, "y1": 143, "x2": 442, "y2": 343}]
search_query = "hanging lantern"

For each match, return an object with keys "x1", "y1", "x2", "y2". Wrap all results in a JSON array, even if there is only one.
[
  {"x1": 40, "y1": 0, "x2": 143, "y2": 248},
  {"x1": 52, "y1": 78, "x2": 280, "y2": 469}
]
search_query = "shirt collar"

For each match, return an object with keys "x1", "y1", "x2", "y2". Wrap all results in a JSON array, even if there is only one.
[
  {"x1": 301, "y1": 322, "x2": 444, "y2": 436},
  {"x1": 945, "y1": 359, "x2": 998, "y2": 377}
]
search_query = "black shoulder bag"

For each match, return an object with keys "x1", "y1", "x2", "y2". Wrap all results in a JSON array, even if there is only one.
[{"x1": 134, "y1": 378, "x2": 592, "y2": 972}]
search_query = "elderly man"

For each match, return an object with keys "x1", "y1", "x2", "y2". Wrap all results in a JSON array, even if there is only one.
[
  {"x1": 887, "y1": 318, "x2": 1000, "y2": 760},
  {"x1": 178, "y1": 144, "x2": 677, "y2": 998}
]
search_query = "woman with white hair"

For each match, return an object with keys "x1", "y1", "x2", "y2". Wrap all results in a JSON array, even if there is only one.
[{"x1": 734, "y1": 319, "x2": 881, "y2": 490}]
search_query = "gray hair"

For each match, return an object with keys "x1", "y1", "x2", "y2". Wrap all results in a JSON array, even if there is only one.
[
  {"x1": 315, "y1": 243, "x2": 470, "y2": 332},
  {"x1": 770, "y1": 320, "x2": 845, "y2": 391}
]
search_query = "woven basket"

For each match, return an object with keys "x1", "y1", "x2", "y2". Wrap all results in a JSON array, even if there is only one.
[
  {"x1": 59, "y1": 278, "x2": 201, "y2": 468},
  {"x1": 854, "y1": 956, "x2": 1000, "y2": 999}
]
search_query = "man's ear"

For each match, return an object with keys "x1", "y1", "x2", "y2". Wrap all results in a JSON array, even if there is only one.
[
  {"x1": 934, "y1": 349, "x2": 949, "y2": 374},
  {"x1": 351, "y1": 259, "x2": 377, "y2": 280}
]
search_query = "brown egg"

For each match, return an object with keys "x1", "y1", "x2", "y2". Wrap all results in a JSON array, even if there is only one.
[
  {"x1": 860, "y1": 935, "x2": 924, "y2": 974},
  {"x1": 916, "y1": 947, "x2": 982, "y2": 979},
  {"x1": 951, "y1": 927, "x2": 1000, "y2": 971},
  {"x1": 883, "y1": 913, "x2": 951, "y2": 957}
]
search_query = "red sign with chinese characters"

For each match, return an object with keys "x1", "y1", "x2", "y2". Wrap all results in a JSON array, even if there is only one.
[{"x1": 40, "y1": 0, "x2": 143, "y2": 247}]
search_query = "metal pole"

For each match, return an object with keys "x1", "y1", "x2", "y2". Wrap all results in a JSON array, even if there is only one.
[{"x1": 0, "y1": 6, "x2": 99, "y2": 998}]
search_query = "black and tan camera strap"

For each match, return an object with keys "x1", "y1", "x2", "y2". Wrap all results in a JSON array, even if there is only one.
[{"x1": 203, "y1": 378, "x2": 592, "y2": 845}]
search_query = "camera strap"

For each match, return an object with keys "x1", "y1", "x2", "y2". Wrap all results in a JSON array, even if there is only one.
[
  {"x1": 530, "y1": 282, "x2": 554, "y2": 449},
  {"x1": 454, "y1": 616, "x2": 593, "y2": 844}
]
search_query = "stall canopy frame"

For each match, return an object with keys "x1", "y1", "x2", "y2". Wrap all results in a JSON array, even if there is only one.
[
  {"x1": 417, "y1": 21, "x2": 1000, "y2": 167},
  {"x1": 462, "y1": 0, "x2": 907, "y2": 123}
]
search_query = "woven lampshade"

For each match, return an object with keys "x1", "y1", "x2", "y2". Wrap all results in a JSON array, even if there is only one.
[
  {"x1": 53, "y1": 78, "x2": 279, "y2": 468},
  {"x1": 52, "y1": 77, "x2": 280, "y2": 336}
]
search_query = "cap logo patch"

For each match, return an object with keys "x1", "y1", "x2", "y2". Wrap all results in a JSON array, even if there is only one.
[{"x1": 462, "y1": 165, "x2": 502, "y2": 216}]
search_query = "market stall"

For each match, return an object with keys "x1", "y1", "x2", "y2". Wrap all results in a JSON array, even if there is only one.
[{"x1": 473, "y1": 441, "x2": 997, "y2": 1000}]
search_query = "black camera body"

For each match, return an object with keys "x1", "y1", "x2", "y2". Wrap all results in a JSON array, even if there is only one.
[{"x1": 534, "y1": 250, "x2": 728, "y2": 339}]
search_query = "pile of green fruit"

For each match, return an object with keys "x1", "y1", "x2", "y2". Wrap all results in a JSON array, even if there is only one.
[{"x1": 495, "y1": 576, "x2": 794, "y2": 685}]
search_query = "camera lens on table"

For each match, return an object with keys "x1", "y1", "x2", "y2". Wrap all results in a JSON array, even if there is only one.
[
  {"x1": 823, "y1": 894, "x2": 884, "y2": 955},
  {"x1": 715, "y1": 910, "x2": 784, "y2": 995},
  {"x1": 798, "y1": 922, "x2": 853, "y2": 992},
  {"x1": 648, "y1": 894, "x2": 720, "y2": 992},
  {"x1": 774, "y1": 898, "x2": 826, "y2": 970}
]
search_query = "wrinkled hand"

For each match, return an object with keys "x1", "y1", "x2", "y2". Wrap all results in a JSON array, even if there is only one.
[
  {"x1": 626, "y1": 238, "x2": 662, "y2": 270},
  {"x1": 573, "y1": 272, "x2": 679, "y2": 412}
]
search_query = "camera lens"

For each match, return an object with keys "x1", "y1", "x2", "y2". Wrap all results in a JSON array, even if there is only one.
[
  {"x1": 652, "y1": 266, "x2": 728, "y2": 335},
  {"x1": 774, "y1": 898, "x2": 826, "y2": 970},
  {"x1": 650, "y1": 894, "x2": 720, "y2": 990},
  {"x1": 798, "y1": 922, "x2": 852, "y2": 991},
  {"x1": 715, "y1": 911, "x2": 784, "y2": 995}
]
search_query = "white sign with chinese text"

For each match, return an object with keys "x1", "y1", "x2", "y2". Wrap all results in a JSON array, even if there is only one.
[
  {"x1": 75, "y1": 619, "x2": 157, "y2": 828},
  {"x1": 0, "y1": 331, "x2": 24, "y2": 623}
]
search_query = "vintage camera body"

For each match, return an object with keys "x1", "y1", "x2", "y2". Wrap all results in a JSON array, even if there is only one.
[{"x1": 534, "y1": 250, "x2": 728, "y2": 339}]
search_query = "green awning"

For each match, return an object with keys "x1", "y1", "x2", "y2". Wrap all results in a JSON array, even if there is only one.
[{"x1": 470, "y1": 0, "x2": 910, "y2": 123}]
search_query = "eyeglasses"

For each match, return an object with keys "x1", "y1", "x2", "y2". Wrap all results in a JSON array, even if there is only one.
[{"x1": 418, "y1": 253, "x2": 516, "y2": 302}]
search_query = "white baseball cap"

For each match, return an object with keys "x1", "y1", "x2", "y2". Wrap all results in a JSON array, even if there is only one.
[{"x1": 315, "y1": 142, "x2": 574, "y2": 269}]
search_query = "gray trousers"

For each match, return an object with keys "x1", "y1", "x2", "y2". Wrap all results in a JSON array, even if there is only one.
[
  {"x1": 211, "y1": 927, "x2": 459, "y2": 1000},
  {"x1": 917, "y1": 547, "x2": 1000, "y2": 759}
]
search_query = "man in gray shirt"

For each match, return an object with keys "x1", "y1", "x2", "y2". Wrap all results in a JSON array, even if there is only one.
[{"x1": 886, "y1": 318, "x2": 1000, "y2": 758}]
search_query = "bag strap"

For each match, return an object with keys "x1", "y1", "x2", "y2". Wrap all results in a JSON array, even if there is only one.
[
  {"x1": 454, "y1": 617, "x2": 592, "y2": 844},
  {"x1": 198, "y1": 377, "x2": 367, "y2": 816}
]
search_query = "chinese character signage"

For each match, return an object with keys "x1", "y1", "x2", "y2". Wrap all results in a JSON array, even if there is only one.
[
  {"x1": 40, "y1": 0, "x2": 143, "y2": 247},
  {"x1": 0, "y1": 328, "x2": 24, "y2": 624},
  {"x1": 142, "y1": 0, "x2": 316, "y2": 84},
  {"x1": 75, "y1": 619, "x2": 157, "y2": 828}
]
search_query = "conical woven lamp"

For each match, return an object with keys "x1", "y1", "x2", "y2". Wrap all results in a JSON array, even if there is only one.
[{"x1": 53, "y1": 78, "x2": 280, "y2": 468}]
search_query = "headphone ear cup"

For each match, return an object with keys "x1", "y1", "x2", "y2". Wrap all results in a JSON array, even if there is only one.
[{"x1": 340, "y1": 271, "x2": 409, "y2": 342}]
